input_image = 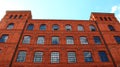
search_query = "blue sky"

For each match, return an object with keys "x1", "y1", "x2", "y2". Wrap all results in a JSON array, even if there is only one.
[{"x1": 0, "y1": 0, "x2": 120, "y2": 21}]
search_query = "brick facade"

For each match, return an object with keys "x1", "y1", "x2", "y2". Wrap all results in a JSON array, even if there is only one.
[{"x1": 0, "y1": 11, "x2": 120, "y2": 67}]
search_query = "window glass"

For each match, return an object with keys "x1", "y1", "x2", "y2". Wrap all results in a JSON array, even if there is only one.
[
  {"x1": 52, "y1": 37, "x2": 59, "y2": 44},
  {"x1": 80, "y1": 37, "x2": 88, "y2": 44},
  {"x1": 66, "y1": 36, "x2": 74, "y2": 44},
  {"x1": 40, "y1": 24, "x2": 46, "y2": 30},
  {"x1": 68, "y1": 52, "x2": 76, "y2": 63},
  {"x1": 100, "y1": 17, "x2": 103, "y2": 21},
  {"x1": 78, "y1": 25, "x2": 84, "y2": 31},
  {"x1": 108, "y1": 25, "x2": 115, "y2": 31},
  {"x1": 27, "y1": 24, "x2": 34, "y2": 30},
  {"x1": 108, "y1": 17, "x2": 112, "y2": 21},
  {"x1": 16, "y1": 51, "x2": 26, "y2": 62},
  {"x1": 51, "y1": 52, "x2": 59, "y2": 63},
  {"x1": 0, "y1": 35, "x2": 8, "y2": 43},
  {"x1": 99, "y1": 51, "x2": 109, "y2": 62},
  {"x1": 84, "y1": 52, "x2": 93, "y2": 62},
  {"x1": 114, "y1": 36, "x2": 120, "y2": 44},
  {"x1": 7, "y1": 23, "x2": 14, "y2": 29},
  {"x1": 19, "y1": 15, "x2": 22, "y2": 19},
  {"x1": 65, "y1": 25, "x2": 72, "y2": 31},
  {"x1": 94, "y1": 36, "x2": 101, "y2": 44},
  {"x1": 89, "y1": 25, "x2": 96, "y2": 31},
  {"x1": 9, "y1": 15, "x2": 13, "y2": 19},
  {"x1": 104, "y1": 17, "x2": 107, "y2": 21},
  {"x1": 22, "y1": 36, "x2": 31, "y2": 44},
  {"x1": 52, "y1": 24, "x2": 59, "y2": 31},
  {"x1": 34, "y1": 52, "x2": 43, "y2": 62},
  {"x1": 37, "y1": 37, "x2": 44, "y2": 44},
  {"x1": 14, "y1": 15, "x2": 17, "y2": 19}
]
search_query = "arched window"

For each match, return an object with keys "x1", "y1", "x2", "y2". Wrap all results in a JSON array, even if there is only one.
[
  {"x1": 89, "y1": 25, "x2": 96, "y2": 31},
  {"x1": 108, "y1": 25, "x2": 115, "y2": 31},
  {"x1": 27, "y1": 24, "x2": 34, "y2": 30},
  {"x1": 65, "y1": 25, "x2": 72, "y2": 31},
  {"x1": 22, "y1": 36, "x2": 31, "y2": 44},
  {"x1": 9, "y1": 15, "x2": 13, "y2": 19},
  {"x1": 19, "y1": 15, "x2": 22, "y2": 19},
  {"x1": 14, "y1": 15, "x2": 17, "y2": 19},
  {"x1": 78, "y1": 25, "x2": 84, "y2": 31},
  {"x1": 7, "y1": 23, "x2": 14, "y2": 29},
  {"x1": 40, "y1": 24, "x2": 46, "y2": 30},
  {"x1": 52, "y1": 24, "x2": 59, "y2": 31}
]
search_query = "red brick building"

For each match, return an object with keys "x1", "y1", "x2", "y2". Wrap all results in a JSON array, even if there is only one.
[{"x1": 0, "y1": 11, "x2": 120, "y2": 67}]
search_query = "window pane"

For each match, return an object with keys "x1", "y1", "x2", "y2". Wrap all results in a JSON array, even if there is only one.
[
  {"x1": 94, "y1": 36, "x2": 101, "y2": 44},
  {"x1": 34, "y1": 52, "x2": 43, "y2": 62},
  {"x1": 80, "y1": 37, "x2": 88, "y2": 44},
  {"x1": 108, "y1": 25, "x2": 115, "y2": 31},
  {"x1": 78, "y1": 25, "x2": 84, "y2": 31},
  {"x1": 114, "y1": 36, "x2": 120, "y2": 44},
  {"x1": 68, "y1": 52, "x2": 76, "y2": 63},
  {"x1": 19, "y1": 15, "x2": 22, "y2": 19},
  {"x1": 0, "y1": 35, "x2": 8, "y2": 43},
  {"x1": 65, "y1": 25, "x2": 72, "y2": 31},
  {"x1": 99, "y1": 51, "x2": 109, "y2": 62},
  {"x1": 27, "y1": 24, "x2": 34, "y2": 30},
  {"x1": 22, "y1": 36, "x2": 31, "y2": 44},
  {"x1": 89, "y1": 25, "x2": 96, "y2": 31},
  {"x1": 37, "y1": 37, "x2": 44, "y2": 44},
  {"x1": 9, "y1": 15, "x2": 13, "y2": 19},
  {"x1": 51, "y1": 52, "x2": 59, "y2": 63},
  {"x1": 16, "y1": 51, "x2": 26, "y2": 62},
  {"x1": 52, "y1": 37, "x2": 59, "y2": 44},
  {"x1": 52, "y1": 25, "x2": 59, "y2": 31},
  {"x1": 14, "y1": 15, "x2": 17, "y2": 19},
  {"x1": 40, "y1": 24, "x2": 46, "y2": 30},
  {"x1": 84, "y1": 52, "x2": 93, "y2": 62},
  {"x1": 66, "y1": 36, "x2": 74, "y2": 44},
  {"x1": 7, "y1": 23, "x2": 14, "y2": 29}
]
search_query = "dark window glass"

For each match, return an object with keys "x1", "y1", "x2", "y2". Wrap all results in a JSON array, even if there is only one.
[
  {"x1": 14, "y1": 15, "x2": 17, "y2": 19},
  {"x1": 108, "y1": 25, "x2": 115, "y2": 31},
  {"x1": 94, "y1": 36, "x2": 101, "y2": 44},
  {"x1": 104, "y1": 17, "x2": 107, "y2": 21},
  {"x1": 52, "y1": 37, "x2": 59, "y2": 44},
  {"x1": 19, "y1": 15, "x2": 22, "y2": 19},
  {"x1": 99, "y1": 51, "x2": 109, "y2": 62},
  {"x1": 84, "y1": 52, "x2": 93, "y2": 62},
  {"x1": 114, "y1": 36, "x2": 120, "y2": 44},
  {"x1": 40, "y1": 24, "x2": 46, "y2": 30},
  {"x1": 9, "y1": 15, "x2": 13, "y2": 19},
  {"x1": 0, "y1": 35, "x2": 8, "y2": 43},
  {"x1": 7, "y1": 23, "x2": 14, "y2": 30},
  {"x1": 52, "y1": 24, "x2": 59, "y2": 31},
  {"x1": 100, "y1": 17, "x2": 103, "y2": 21},
  {"x1": 108, "y1": 17, "x2": 112, "y2": 21},
  {"x1": 89, "y1": 25, "x2": 96, "y2": 31},
  {"x1": 27, "y1": 24, "x2": 34, "y2": 30}
]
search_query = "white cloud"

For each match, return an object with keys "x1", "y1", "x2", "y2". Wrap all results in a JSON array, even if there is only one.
[
  {"x1": 111, "y1": 5, "x2": 120, "y2": 22},
  {"x1": 111, "y1": 6, "x2": 117, "y2": 13}
]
